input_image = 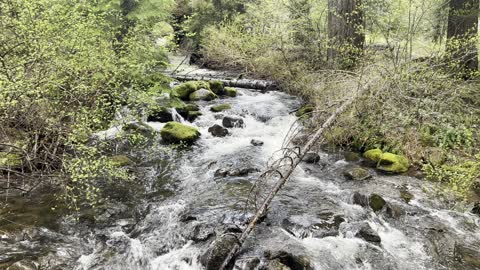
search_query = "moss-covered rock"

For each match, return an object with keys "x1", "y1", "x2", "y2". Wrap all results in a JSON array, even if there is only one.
[
  {"x1": 110, "y1": 155, "x2": 133, "y2": 167},
  {"x1": 0, "y1": 152, "x2": 22, "y2": 168},
  {"x1": 173, "y1": 81, "x2": 198, "y2": 100},
  {"x1": 187, "y1": 111, "x2": 203, "y2": 122},
  {"x1": 344, "y1": 152, "x2": 360, "y2": 162},
  {"x1": 295, "y1": 105, "x2": 314, "y2": 117},
  {"x1": 225, "y1": 87, "x2": 237, "y2": 97},
  {"x1": 148, "y1": 106, "x2": 172, "y2": 122},
  {"x1": 168, "y1": 97, "x2": 187, "y2": 110},
  {"x1": 209, "y1": 81, "x2": 225, "y2": 95},
  {"x1": 160, "y1": 122, "x2": 200, "y2": 144},
  {"x1": 363, "y1": 149, "x2": 383, "y2": 163},
  {"x1": 369, "y1": 194, "x2": 386, "y2": 212},
  {"x1": 189, "y1": 89, "x2": 218, "y2": 101},
  {"x1": 378, "y1": 153, "x2": 409, "y2": 173},
  {"x1": 210, "y1": 104, "x2": 231, "y2": 112},
  {"x1": 123, "y1": 122, "x2": 156, "y2": 137},
  {"x1": 185, "y1": 103, "x2": 200, "y2": 112},
  {"x1": 343, "y1": 167, "x2": 372, "y2": 181},
  {"x1": 194, "y1": 81, "x2": 211, "y2": 90}
]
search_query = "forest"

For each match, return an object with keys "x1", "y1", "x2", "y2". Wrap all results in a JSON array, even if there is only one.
[{"x1": 0, "y1": 0, "x2": 479, "y2": 269}]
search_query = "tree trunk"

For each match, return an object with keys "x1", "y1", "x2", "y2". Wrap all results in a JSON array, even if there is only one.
[
  {"x1": 327, "y1": 0, "x2": 365, "y2": 68},
  {"x1": 447, "y1": 0, "x2": 479, "y2": 72}
]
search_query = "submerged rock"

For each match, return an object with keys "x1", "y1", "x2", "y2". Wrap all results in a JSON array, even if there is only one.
[
  {"x1": 355, "y1": 223, "x2": 381, "y2": 244},
  {"x1": 302, "y1": 152, "x2": 320, "y2": 164},
  {"x1": 369, "y1": 194, "x2": 386, "y2": 212},
  {"x1": 160, "y1": 122, "x2": 200, "y2": 144},
  {"x1": 251, "y1": 139, "x2": 264, "y2": 146},
  {"x1": 201, "y1": 234, "x2": 239, "y2": 270},
  {"x1": 399, "y1": 187, "x2": 414, "y2": 203},
  {"x1": 189, "y1": 88, "x2": 218, "y2": 101},
  {"x1": 265, "y1": 250, "x2": 313, "y2": 270},
  {"x1": 214, "y1": 167, "x2": 260, "y2": 178},
  {"x1": 222, "y1": 116, "x2": 245, "y2": 128},
  {"x1": 208, "y1": 124, "x2": 229, "y2": 137},
  {"x1": 343, "y1": 167, "x2": 372, "y2": 181},
  {"x1": 210, "y1": 104, "x2": 231, "y2": 112}
]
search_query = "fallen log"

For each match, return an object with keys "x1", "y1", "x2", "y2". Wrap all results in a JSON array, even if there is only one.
[
  {"x1": 217, "y1": 79, "x2": 370, "y2": 270},
  {"x1": 168, "y1": 74, "x2": 278, "y2": 91}
]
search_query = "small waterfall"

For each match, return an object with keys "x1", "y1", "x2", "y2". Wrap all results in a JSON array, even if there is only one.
[{"x1": 171, "y1": 108, "x2": 185, "y2": 123}]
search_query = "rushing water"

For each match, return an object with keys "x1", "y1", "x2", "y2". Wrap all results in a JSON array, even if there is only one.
[{"x1": 1, "y1": 60, "x2": 480, "y2": 270}]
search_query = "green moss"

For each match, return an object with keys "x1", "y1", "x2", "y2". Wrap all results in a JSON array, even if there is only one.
[
  {"x1": 0, "y1": 152, "x2": 22, "y2": 168},
  {"x1": 210, "y1": 104, "x2": 231, "y2": 112},
  {"x1": 110, "y1": 155, "x2": 133, "y2": 167},
  {"x1": 160, "y1": 122, "x2": 200, "y2": 144},
  {"x1": 295, "y1": 105, "x2": 314, "y2": 117},
  {"x1": 225, "y1": 87, "x2": 237, "y2": 97},
  {"x1": 194, "y1": 81, "x2": 211, "y2": 90},
  {"x1": 209, "y1": 80, "x2": 224, "y2": 94},
  {"x1": 369, "y1": 194, "x2": 386, "y2": 212},
  {"x1": 378, "y1": 153, "x2": 410, "y2": 173},
  {"x1": 363, "y1": 149, "x2": 383, "y2": 163},
  {"x1": 123, "y1": 122, "x2": 156, "y2": 137},
  {"x1": 189, "y1": 89, "x2": 217, "y2": 101},
  {"x1": 167, "y1": 97, "x2": 187, "y2": 110},
  {"x1": 185, "y1": 103, "x2": 200, "y2": 112},
  {"x1": 173, "y1": 82, "x2": 198, "y2": 100}
]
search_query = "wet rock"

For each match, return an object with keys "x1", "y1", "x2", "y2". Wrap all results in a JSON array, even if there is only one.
[
  {"x1": 189, "y1": 88, "x2": 218, "y2": 101},
  {"x1": 355, "y1": 223, "x2": 381, "y2": 244},
  {"x1": 399, "y1": 188, "x2": 414, "y2": 203},
  {"x1": 147, "y1": 107, "x2": 173, "y2": 122},
  {"x1": 214, "y1": 167, "x2": 260, "y2": 178},
  {"x1": 454, "y1": 243, "x2": 480, "y2": 269},
  {"x1": 267, "y1": 259, "x2": 291, "y2": 270},
  {"x1": 251, "y1": 139, "x2": 264, "y2": 146},
  {"x1": 201, "y1": 234, "x2": 239, "y2": 270},
  {"x1": 384, "y1": 203, "x2": 405, "y2": 219},
  {"x1": 208, "y1": 124, "x2": 229, "y2": 137},
  {"x1": 343, "y1": 166, "x2": 372, "y2": 181},
  {"x1": 302, "y1": 152, "x2": 320, "y2": 164},
  {"x1": 472, "y1": 203, "x2": 480, "y2": 216},
  {"x1": 352, "y1": 192, "x2": 369, "y2": 207},
  {"x1": 282, "y1": 214, "x2": 344, "y2": 239},
  {"x1": 187, "y1": 111, "x2": 202, "y2": 122},
  {"x1": 235, "y1": 257, "x2": 261, "y2": 270},
  {"x1": 369, "y1": 194, "x2": 386, "y2": 212},
  {"x1": 6, "y1": 260, "x2": 39, "y2": 270},
  {"x1": 189, "y1": 223, "x2": 215, "y2": 242},
  {"x1": 472, "y1": 180, "x2": 480, "y2": 197},
  {"x1": 344, "y1": 152, "x2": 360, "y2": 162},
  {"x1": 222, "y1": 116, "x2": 245, "y2": 128},
  {"x1": 173, "y1": 81, "x2": 200, "y2": 100},
  {"x1": 265, "y1": 250, "x2": 313, "y2": 270},
  {"x1": 209, "y1": 81, "x2": 225, "y2": 95},
  {"x1": 160, "y1": 122, "x2": 200, "y2": 144}
]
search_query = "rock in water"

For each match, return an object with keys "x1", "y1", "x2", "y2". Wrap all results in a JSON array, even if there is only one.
[
  {"x1": 251, "y1": 139, "x2": 264, "y2": 146},
  {"x1": 210, "y1": 104, "x2": 231, "y2": 112},
  {"x1": 352, "y1": 192, "x2": 369, "y2": 207},
  {"x1": 472, "y1": 203, "x2": 480, "y2": 216},
  {"x1": 265, "y1": 250, "x2": 314, "y2": 270},
  {"x1": 369, "y1": 194, "x2": 386, "y2": 212},
  {"x1": 363, "y1": 149, "x2": 410, "y2": 173},
  {"x1": 201, "y1": 234, "x2": 239, "y2": 270},
  {"x1": 160, "y1": 122, "x2": 200, "y2": 144},
  {"x1": 225, "y1": 87, "x2": 238, "y2": 97},
  {"x1": 189, "y1": 88, "x2": 218, "y2": 101},
  {"x1": 355, "y1": 223, "x2": 381, "y2": 244},
  {"x1": 223, "y1": 116, "x2": 245, "y2": 128},
  {"x1": 343, "y1": 167, "x2": 372, "y2": 181},
  {"x1": 208, "y1": 124, "x2": 229, "y2": 137},
  {"x1": 302, "y1": 152, "x2": 320, "y2": 164},
  {"x1": 363, "y1": 148, "x2": 383, "y2": 163}
]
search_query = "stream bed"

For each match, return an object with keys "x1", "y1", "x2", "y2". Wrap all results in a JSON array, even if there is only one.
[{"x1": 1, "y1": 58, "x2": 480, "y2": 270}]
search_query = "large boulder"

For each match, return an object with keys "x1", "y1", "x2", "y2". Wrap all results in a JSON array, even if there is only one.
[
  {"x1": 208, "y1": 124, "x2": 229, "y2": 137},
  {"x1": 173, "y1": 81, "x2": 198, "y2": 100},
  {"x1": 363, "y1": 149, "x2": 409, "y2": 173},
  {"x1": 222, "y1": 116, "x2": 245, "y2": 128},
  {"x1": 377, "y1": 153, "x2": 409, "y2": 173},
  {"x1": 147, "y1": 106, "x2": 173, "y2": 122},
  {"x1": 160, "y1": 122, "x2": 200, "y2": 144},
  {"x1": 189, "y1": 89, "x2": 218, "y2": 101},
  {"x1": 201, "y1": 234, "x2": 239, "y2": 270}
]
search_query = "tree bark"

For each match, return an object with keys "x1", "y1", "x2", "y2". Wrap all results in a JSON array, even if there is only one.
[
  {"x1": 327, "y1": 0, "x2": 365, "y2": 68},
  {"x1": 447, "y1": 0, "x2": 479, "y2": 72}
]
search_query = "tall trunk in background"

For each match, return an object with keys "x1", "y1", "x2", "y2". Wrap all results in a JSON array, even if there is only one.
[
  {"x1": 327, "y1": 0, "x2": 364, "y2": 68},
  {"x1": 446, "y1": 0, "x2": 479, "y2": 73}
]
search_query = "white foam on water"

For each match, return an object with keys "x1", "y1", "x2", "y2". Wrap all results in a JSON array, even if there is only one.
[{"x1": 150, "y1": 242, "x2": 202, "y2": 270}]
